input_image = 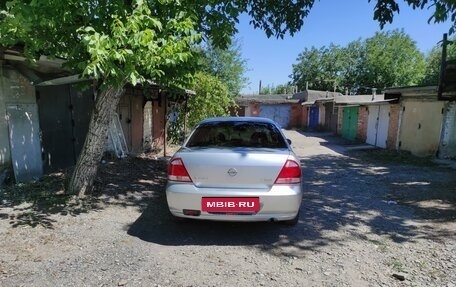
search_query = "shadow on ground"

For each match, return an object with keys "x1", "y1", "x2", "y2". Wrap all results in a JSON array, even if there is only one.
[
  {"x1": 127, "y1": 151, "x2": 456, "y2": 257},
  {"x1": 1, "y1": 136, "x2": 454, "y2": 258},
  {"x1": 0, "y1": 155, "x2": 168, "y2": 229}
]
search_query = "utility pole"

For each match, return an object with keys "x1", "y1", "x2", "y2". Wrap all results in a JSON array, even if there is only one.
[{"x1": 438, "y1": 33, "x2": 456, "y2": 100}]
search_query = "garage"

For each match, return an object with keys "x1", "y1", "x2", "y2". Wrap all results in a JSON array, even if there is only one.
[
  {"x1": 259, "y1": 104, "x2": 291, "y2": 128},
  {"x1": 366, "y1": 104, "x2": 390, "y2": 148}
]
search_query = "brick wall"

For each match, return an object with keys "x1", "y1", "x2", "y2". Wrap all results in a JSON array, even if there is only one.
[
  {"x1": 357, "y1": 106, "x2": 369, "y2": 142},
  {"x1": 250, "y1": 103, "x2": 260, "y2": 116},
  {"x1": 302, "y1": 106, "x2": 309, "y2": 127},
  {"x1": 290, "y1": 104, "x2": 304, "y2": 128}
]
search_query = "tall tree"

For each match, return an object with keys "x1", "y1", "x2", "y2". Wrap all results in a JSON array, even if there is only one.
[
  {"x1": 338, "y1": 40, "x2": 366, "y2": 94},
  {"x1": 291, "y1": 30, "x2": 426, "y2": 94},
  {"x1": 0, "y1": 0, "x2": 312, "y2": 196},
  {"x1": 362, "y1": 30, "x2": 426, "y2": 89},
  {"x1": 292, "y1": 46, "x2": 327, "y2": 91},
  {"x1": 199, "y1": 39, "x2": 248, "y2": 96},
  {"x1": 421, "y1": 38, "x2": 456, "y2": 85},
  {"x1": 292, "y1": 44, "x2": 351, "y2": 92}
]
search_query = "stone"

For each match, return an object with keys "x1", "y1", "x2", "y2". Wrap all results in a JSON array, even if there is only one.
[{"x1": 392, "y1": 273, "x2": 406, "y2": 281}]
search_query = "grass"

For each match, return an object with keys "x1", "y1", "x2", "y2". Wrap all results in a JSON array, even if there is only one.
[
  {"x1": 352, "y1": 149, "x2": 439, "y2": 167},
  {"x1": 389, "y1": 259, "x2": 406, "y2": 273}
]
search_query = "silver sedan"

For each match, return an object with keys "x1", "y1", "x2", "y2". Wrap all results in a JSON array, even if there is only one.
[{"x1": 166, "y1": 117, "x2": 302, "y2": 225}]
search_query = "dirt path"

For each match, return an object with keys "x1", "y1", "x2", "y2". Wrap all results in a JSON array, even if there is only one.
[{"x1": 0, "y1": 131, "x2": 455, "y2": 287}]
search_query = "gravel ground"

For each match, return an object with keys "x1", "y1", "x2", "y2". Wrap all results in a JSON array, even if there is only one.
[{"x1": 0, "y1": 130, "x2": 455, "y2": 287}]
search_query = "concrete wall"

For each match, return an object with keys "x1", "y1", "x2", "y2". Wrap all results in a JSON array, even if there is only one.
[
  {"x1": 387, "y1": 104, "x2": 401, "y2": 149},
  {"x1": 439, "y1": 101, "x2": 456, "y2": 159}
]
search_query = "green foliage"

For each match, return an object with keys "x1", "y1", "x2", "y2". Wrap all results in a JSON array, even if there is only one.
[
  {"x1": 1, "y1": 1, "x2": 454, "y2": 90},
  {"x1": 259, "y1": 83, "x2": 296, "y2": 94},
  {"x1": 0, "y1": 0, "x2": 201, "y2": 89},
  {"x1": 198, "y1": 39, "x2": 248, "y2": 96},
  {"x1": 421, "y1": 38, "x2": 456, "y2": 85},
  {"x1": 79, "y1": 1, "x2": 200, "y2": 88},
  {"x1": 362, "y1": 30, "x2": 426, "y2": 89},
  {"x1": 186, "y1": 72, "x2": 234, "y2": 128},
  {"x1": 292, "y1": 44, "x2": 350, "y2": 92},
  {"x1": 291, "y1": 30, "x2": 426, "y2": 93},
  {"x1": 369, "y1": 0, "x2": 456, "y2": 34},
  {"x1": 168, "y1": 72, "x2": 233, "y2": 143}
]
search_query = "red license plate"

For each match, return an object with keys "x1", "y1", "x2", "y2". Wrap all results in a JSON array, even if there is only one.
[{"x1": 202, "y1": 197, "x2": 260, "y2": 213}]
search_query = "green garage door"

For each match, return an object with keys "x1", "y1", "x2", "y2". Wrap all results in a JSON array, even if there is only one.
[{"x1": 341, "y1": 106, "x2": 359, "y2": 141}]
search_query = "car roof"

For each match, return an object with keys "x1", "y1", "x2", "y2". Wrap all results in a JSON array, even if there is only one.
[{"x1": 198, "y1": 117, "x2": 277, "y2": 125}]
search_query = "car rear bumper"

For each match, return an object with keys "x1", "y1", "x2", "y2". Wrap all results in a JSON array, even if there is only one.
[{"x1": 166, "y1": 182, "x2": 302, "y2": 222}]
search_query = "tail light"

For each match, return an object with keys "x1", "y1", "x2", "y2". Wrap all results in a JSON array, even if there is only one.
[
  {"x1": 275, "y1": 159, "x2": 301, "y2": 184},
  {"x1": 168, "y1": 158, "x2": 192, "y2": 182}
]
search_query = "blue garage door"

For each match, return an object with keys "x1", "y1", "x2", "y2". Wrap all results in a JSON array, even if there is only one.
[
  {"x1": 309, "y1": 106, "x2": 319, "y2": 129},
  {"x1": 259, "y1": 105, "x2": 291, "y2": 128}
]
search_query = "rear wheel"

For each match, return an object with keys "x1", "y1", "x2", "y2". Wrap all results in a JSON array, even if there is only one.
[
  {"x1": 281, "y1": 211, "x2": 299, "y2": 226},
  {"x1": 169, "y1": 211, "x2": 188, "y2": 223}
]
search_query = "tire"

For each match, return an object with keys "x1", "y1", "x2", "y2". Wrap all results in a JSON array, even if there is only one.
[
  {"x1": 281, "y1": 211, "x2": 299, "y2": 226},
  {"x1": 169, "y1": 211, "x2": 188, "y2": 223}
]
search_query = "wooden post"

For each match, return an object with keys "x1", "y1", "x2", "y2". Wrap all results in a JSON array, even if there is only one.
[
  {"x1": 183, "y1": 95, "x2": 188, "y2": 136},
  {"x1": 163, "y1": 94, "x2": 167, "y2": 157}
]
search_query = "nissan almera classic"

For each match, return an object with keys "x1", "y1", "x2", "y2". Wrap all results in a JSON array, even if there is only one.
[{"x1": 165, "y1": 117, "x2": 303, "y2": 225}]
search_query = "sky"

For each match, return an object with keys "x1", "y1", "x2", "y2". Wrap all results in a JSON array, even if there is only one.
[{"x1": 235, "y1": 0, "x2": 452, "y2": 95}]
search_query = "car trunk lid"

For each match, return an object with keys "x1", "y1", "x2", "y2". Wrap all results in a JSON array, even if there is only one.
[{"x1": 176, "y1": 147, "x2": 293, "y2": 189}]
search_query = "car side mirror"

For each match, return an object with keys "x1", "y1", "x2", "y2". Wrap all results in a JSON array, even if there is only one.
[{"x1": 287, "y1": 139, "x2": 292, "y2": 145}]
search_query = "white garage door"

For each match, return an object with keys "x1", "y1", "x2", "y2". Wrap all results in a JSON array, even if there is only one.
[{"x1": 366, "y1": 105, "x2": 390, "y2": 148}]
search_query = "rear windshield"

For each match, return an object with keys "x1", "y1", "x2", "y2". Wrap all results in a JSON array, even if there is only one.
[{"x1": 185, "y1": 121, "x2": 288, "y2": 148}]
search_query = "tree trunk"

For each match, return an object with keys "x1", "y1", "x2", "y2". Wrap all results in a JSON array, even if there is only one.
[{"x1": 68, "y1": 83, "x2": 125, "y2": 197}]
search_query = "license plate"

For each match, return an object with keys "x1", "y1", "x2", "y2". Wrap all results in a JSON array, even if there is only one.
[{"x1": 202, "y1": 197, "x2": 260, "y2": 213}]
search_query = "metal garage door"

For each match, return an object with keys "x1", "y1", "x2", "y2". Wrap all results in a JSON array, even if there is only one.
[
  {"x1": 309, "y1": 106, "x2": 319, "y2": 129},
  {"x1": 6, "y1": 104, "x2": 43, "y2": 182},
  {"x1": 366, "y1": 105, "x2": 390, "y2": 148},
  {"x1": 341, "y1": 106, "x2": 359, "y2": 141},
  {"x1": 259, "y1": 104, "x2": 291, "y2": 128},
  {"x1": 399, "y1": 101, "x2": 444, "y2": 156}
]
